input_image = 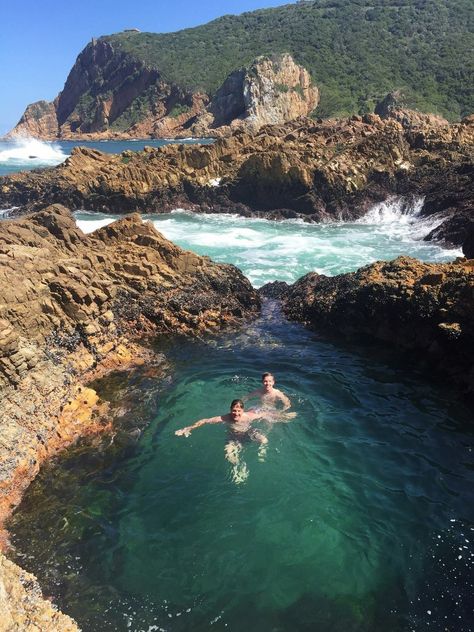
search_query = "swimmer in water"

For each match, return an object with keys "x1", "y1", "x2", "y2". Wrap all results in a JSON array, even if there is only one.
[
  {"x1": 244, "y1": 372, "x2": 291, "y2": 411},
  {"x1": 175, "y1": 399, "x2": 296, "y2": 483}
]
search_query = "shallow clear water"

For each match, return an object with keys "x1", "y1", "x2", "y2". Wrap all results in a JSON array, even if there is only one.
[
  {"x1": 0, "y1": 137, "x2": 213, "y2": 177},
  {"x1": 9, "y1": 301, "x2": 473, "y2": 632},
  {"x1": 76, "y1": 199, "x2": 461, "y2": 287}
]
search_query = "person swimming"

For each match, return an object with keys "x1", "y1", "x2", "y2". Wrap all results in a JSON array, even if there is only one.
[
  {"x1": 243, "y1": 372, "x2": 291, "y2": 411},
  {"x1": 175, "y1": 399, "x2": 296, "y2": 483}
]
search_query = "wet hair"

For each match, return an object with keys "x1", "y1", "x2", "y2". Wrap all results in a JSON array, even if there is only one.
[
  {"x1": 230, "y1": 399, "x2": 244, "y2": 409},
  {"x1": 261, "y1": 372, "x2": 274, "y2": 381}
]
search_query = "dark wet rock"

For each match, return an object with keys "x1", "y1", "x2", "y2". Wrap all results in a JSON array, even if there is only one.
[
  {"x1": 425, "y1": 213, "x2": 474, "y2": 248},
  {"x1": 258, "y1": 280, "x2": 291, "y2": 299},
  {"x1": 463, "y1": 226, "x2": 474, "y2": 259},
  {"x1": 282, "y1": 256, "x2": 474, "y2": 394}
]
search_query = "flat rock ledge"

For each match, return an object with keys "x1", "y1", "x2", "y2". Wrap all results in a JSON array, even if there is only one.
[
  {"x1": 263, "y1": 256, "x2": 474, "y2": 394},
  {"x1": 0, "y1": 204, "x2": 260, "y2": 629}
]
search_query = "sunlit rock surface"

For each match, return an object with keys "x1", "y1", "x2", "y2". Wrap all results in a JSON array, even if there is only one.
[
  {"x1": 2, "y1": 115, "x2": 472, "y2": 247},
  {"x1": 0, "y1": 204, "x2": 259, "y2": 626}
]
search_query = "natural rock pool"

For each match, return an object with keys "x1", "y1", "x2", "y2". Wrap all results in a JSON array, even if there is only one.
[
  {"x1": 5, "y1": 199, "x2": 473, "y2": 631},
  {"x1": 8, "y1": 297, "x2": 473, "y2": 631}
]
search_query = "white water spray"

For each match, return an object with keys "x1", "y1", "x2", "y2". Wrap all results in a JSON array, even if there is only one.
[{"x1": 0, "y1": 137, "x2": 68, "y2": 167}]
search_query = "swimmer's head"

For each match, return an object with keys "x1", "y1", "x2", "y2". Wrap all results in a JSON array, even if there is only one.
[
  {"x1": 261, "y1": 372, "x2": 275, "y2": 391},
  {"x1": 230, "y1": 399, "x2": 244, "y2": 421}
]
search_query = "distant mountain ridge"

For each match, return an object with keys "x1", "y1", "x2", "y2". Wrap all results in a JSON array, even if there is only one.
[{"x1": 8, "y1": 0, "x2": 474, "y2": 139}]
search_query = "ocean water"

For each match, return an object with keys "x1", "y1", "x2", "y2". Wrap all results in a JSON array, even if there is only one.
[
  {"x1": 76, "y1": 198, "x2": 462, "y2": 287},
  {"x1": 5, "y1": 139, "x2": 473, "y2": 631},
  {"x1": 0, "y1": 137, "x2": 213, "y2": 177},
  {"x1": 9, "y1": 301, "x2": 473, "y2": 631}
]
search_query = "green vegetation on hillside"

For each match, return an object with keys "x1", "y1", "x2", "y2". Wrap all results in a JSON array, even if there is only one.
[{"x1": 104, "y1": 0, "x2": 473, "y2": 120}]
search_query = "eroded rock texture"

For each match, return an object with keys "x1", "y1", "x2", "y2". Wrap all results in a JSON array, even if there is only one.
[
  {"x1": 0, "y1": 553, "x2": 78, "y2": 631},
  {"x1": 0, "y1": 205, "x2": 259, "y2": 626},
  {"x1": 2, "y1": 114, "x2": 472, "y2": 246},
  {"x1": 279, "y1": 257, "x2": 474, "y2": 393},
  {"x1": 192, "y1": 54, "x2": 319, "y2": 135}
]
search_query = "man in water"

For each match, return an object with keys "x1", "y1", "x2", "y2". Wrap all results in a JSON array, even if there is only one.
[
  {"x1": 244, "y1": 372, "x2": 291, "y2": 411},
  {"x1": 175, "y1": 399, "x2": 295, "y2": 482}
]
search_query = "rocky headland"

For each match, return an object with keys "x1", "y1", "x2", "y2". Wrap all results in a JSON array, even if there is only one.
[
  {"x1": 1, "y1": 110, "x2": 473, "y2": 251},
  {"x1": 6, "y1": 0, "x2": 472, "y2": 140},
  {"x1": 9, "y1": 43, "x2": 318, "y2": 141},
  {"x1": 0, "y1": 205, "x2": 259, "y2": 629},
  {"x1": 261, "y1": 256, "x2": 474, "y2": 394}
]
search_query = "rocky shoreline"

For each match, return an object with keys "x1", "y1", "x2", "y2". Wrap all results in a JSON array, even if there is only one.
[
  {"x1": 0, "y1": 206, "x2": 259, "y2": 629},
  {"x1": 1, "y1": 112, "x2": 473, "y2": 250},
  {"x1": 0, "y1": 111, "x2": 473, "y2": 629},
  {"x1": 261, "y1": 256, "x2": 474, "y2": 395}
]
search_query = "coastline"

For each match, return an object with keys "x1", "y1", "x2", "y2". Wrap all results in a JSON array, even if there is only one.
[
  {"x1": 1, "y1": 114, "x2": 472, "y2": 251},
  {"x1": 0, "y1": 205, "x2": 260, "y2": 627},
  {"x1": 0, "y1": 112, "x2": 472, "y2": 629}
]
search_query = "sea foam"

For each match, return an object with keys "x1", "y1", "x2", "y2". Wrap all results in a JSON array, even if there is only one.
[{"x1": 0, "y1": 137, "x2": 68, "y2": 168}]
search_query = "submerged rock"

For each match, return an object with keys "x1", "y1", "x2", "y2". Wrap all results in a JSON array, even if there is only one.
[{"x1": 282, "y1": 256, "x2": 474, "y2": 394}]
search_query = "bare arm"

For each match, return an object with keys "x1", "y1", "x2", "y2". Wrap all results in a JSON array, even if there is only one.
[
  {"x1": 278, "y1": 390, "x2": 291, "y2": 411},
  {"x1": 175, "y1": 415, "x2": 222, "y2": 437}
]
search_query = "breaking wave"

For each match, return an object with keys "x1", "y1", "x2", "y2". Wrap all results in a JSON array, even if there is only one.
[
  {"x1": 0, "y1": 137, "x2": 68, "y2": 170},
  {"x1": 75, "y1": 196, "x2": 461, "y2": 288}
]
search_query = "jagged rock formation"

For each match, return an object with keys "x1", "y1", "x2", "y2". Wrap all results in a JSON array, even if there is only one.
[
  {"x1": 191, "y1": 54, "x2": 319, "y2": 135},
  {"x1": 261, "y1": 257, "x2": 474, "y2": 394},
  {"x1": 11, "y1": 100, "x2": 59, "y2": 139},
  {"x1": 0, "y1": 553, "x2": 78, "y2": 631},
  {"x1": 375, "y1": 90, "x2": 450, "y2": 129},
  {"x1": 8, "y1": 37, "x2": 317, "y2": 140},
  {"x1": 2, "y1": 114, "x2": 473, "y2": 247},
  {"x1": 6, "y1": 0, "x2": 473, "y2": 136},
  {"x1": 0, "y1": 205, "x2": 259, "y2": 627}
]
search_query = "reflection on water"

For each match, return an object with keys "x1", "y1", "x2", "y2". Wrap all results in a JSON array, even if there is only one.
[{"x1": 8, "y1": 301, "x2": 473, "y2": 632}]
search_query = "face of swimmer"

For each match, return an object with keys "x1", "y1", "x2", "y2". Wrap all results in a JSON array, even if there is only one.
[
  {"x1": 262, "y1": 374, "x2": 275, "y2": 392},
  {"x1": 230, "y1": 402, "x2": 244, "y2": 422}
]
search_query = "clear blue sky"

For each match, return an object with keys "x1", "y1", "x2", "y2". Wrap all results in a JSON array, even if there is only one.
[{"x1": 0, "y1": 0, "x2": 292, "y2": 136}]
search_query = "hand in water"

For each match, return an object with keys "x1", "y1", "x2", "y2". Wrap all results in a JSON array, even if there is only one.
[
  {"x1": 271, "y1": 411, "x2": 297, "y2": 423},
  {"x1": 175, "y1": 428, "x2": 191, "y2": 437}
]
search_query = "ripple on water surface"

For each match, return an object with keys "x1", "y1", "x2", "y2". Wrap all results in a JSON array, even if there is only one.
[{"x1": 8, "y1": 301, "x2": 473, "y2": 632}]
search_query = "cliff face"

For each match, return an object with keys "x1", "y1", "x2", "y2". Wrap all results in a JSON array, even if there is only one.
[
  {"x1": 8, "y1": 38, "x2": 317, "y2": 140},
  {"x1": 11, "y1": 100, "x2": 59, "y2": 139},
  {"x1": 192, "y1": 54, "x2": 319, "y2": 135}
]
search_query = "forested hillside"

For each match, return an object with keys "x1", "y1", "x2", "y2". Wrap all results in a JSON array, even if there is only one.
[{"x1": 105, "y1": 0, "x2": 473, "y2": 120}]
